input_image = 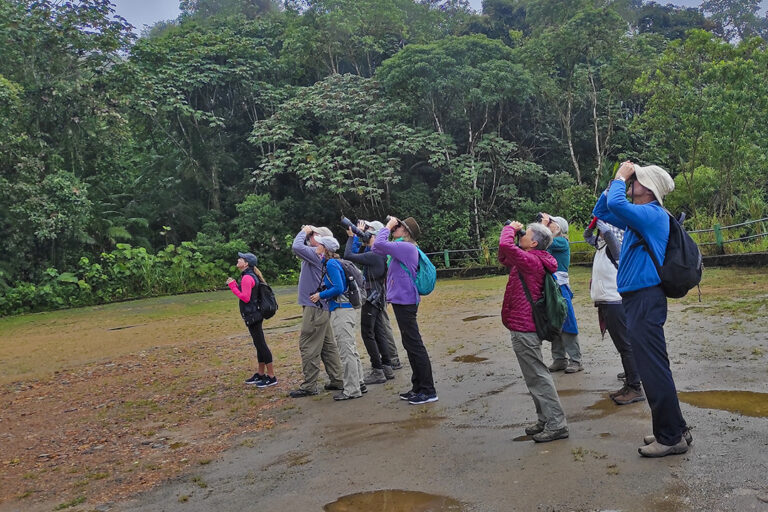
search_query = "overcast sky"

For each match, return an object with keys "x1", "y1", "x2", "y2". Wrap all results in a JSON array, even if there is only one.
[{"x1": 110, "y1": 0, "x2": 767, "y2": 33}]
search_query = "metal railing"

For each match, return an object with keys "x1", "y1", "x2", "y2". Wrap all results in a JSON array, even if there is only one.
[{"x1": 423, "y1": 217, "x2": 768, "y2": 268}]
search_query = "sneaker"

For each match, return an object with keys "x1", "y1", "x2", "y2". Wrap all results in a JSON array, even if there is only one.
[
  {"x1": 390, "y1": 359, "x2": 403, "y2": 370},
  {"x1": 612, "y1": 387, "x2": 645, "y2": 405},
  {"x1": 617, "y1": 371, "x2": 626, "y2": 380},
  {"x1": 399, "y1": 390, "x2": 417, "y2": 401},
  {"x1": 324, "y1": 382, "x2": 344, "y2": 391},
  {"x1": 360, "y1": 383, "x2": 368, "y2": 394},
  {"x1": 256, "y1": 376, "x2": 278, "y2": 388},
  {"x1": 548, "y1": 360, "x2": 568, "y2": 372},
  {"x1": 532, "y1": 427, "x2": 569, "y2": 443},
  {"x1": 408, "y1": 393, "x2": 439, "y2": 405},
  {"x1": 333, "y1": 392, "x2": 360, "y2": 401},
  {"x1": 524, "y1": 421, "x2": 546, "y2": 436},
  {"x1": 245, "y1": 373, "x2": 264, "y2": 385},
  {"x1": 564, "y1": 361, "x2": 584, "y2": 373},
  {"x1": 644, "y1": 428, "x2": 693, "y2": 446},
  {"x1": 288, "y1": 389, "x2": 317, "y2": 398},
  {"x1": 363, "y1": 368, "x2": 387, "y2": 385},
  {"x1": 382, "y1": 365, "x2": 395, "y2": 380},
  {"x1": 638, "y1": 438, "x2": 688, "y2": 457}
]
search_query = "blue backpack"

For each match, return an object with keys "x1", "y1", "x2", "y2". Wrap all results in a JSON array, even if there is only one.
[{"x1": 399, "y1": 248, "x2": 436, "y2": 296}]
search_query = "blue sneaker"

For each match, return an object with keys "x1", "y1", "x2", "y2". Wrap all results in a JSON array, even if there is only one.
[
  {"x1": 408, "y1": 393, "x2": 438, "y2": 405},
  {"x1": 399, "y1": 390, "x2": 417, "y2": 401}
]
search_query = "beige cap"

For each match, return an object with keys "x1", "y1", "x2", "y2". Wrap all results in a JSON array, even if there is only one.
[{"x1": 308, "y1": 225, "x2": 333, "y2": 237}]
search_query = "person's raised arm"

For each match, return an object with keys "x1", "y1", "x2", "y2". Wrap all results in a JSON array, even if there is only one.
[{"x1": 292, "y1": 227, "x2": 321, "y2": 268}]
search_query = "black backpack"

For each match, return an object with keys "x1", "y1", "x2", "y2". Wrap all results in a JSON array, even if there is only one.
[
  {"x1": 338, "y1": 259, "x2": 366, "y2": 309},
  {"x1": 633, "y1": 212, "x2": 703, "y2": 299},
  {"x1": 518, "y1": 269, "x2": 568, "y2": 342},
  {"x1": 239, "y1": 271, "x2": 278, "y2": 325}
]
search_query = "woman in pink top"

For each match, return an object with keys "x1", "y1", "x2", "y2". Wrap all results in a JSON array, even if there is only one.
[{"x1": 227, "y1": 252, "x2": 277, "y2": 388}]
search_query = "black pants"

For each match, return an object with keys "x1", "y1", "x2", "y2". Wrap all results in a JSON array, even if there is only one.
[
  {"x1": 622, "y1": 286, "x2": 687, "y2": 445},
  {"x1": 247, "y1": 320, "x2": 273, "y2": 364},
  {"x1": 360, "y1": 301, "x2": 392, "y2": 369},
  {"x1": 392, "y1": 303, "x2": 435, "y2": 396},
  {"x1": 599, "y1": 303, "x2": 641, "y2": 390}
]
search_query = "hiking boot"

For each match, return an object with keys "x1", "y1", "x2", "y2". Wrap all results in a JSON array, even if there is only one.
[
  {"x1": 609, "y1": 385, "x2": 628, "y2": 399},
  {"x1": 245, "y1": 373, "x2": 264, "y2": 385},
  {"x1": 324, "y1": 382, "x2": 344, "y2": 391},
  {"x1": 644, "y1": 429, "x2": 693, "y2": 446},
  {"x1": 256, "y1": 376, "x2": 278, "y2": 388},
  {"x1": 360, "y1": 383, "x2": 368, "y2": 394},
  {"x1": 617, "y1": 371, "x2": 626, "y2": 380},
  {"x1": 612, "y1": 387, "x2": 645, "y2": 405},
  {"x1": 638, "y1": 438, "x2": 688, "y2": 457},
  {"x1": 524, "y1": 421, "x2": 546, "y2": 436},
  {"x1": 289, "y1": 389, "x2": 317, "y2": 398},
  {"x1": 390, "y1": 359, "x2": 403, "y2": 370},
  {"x1": 382, "y1": 365, "x2": 395, "y2": 380},
  {"x1": 333, "y1": 392, "x2": 360, "y2": 401},
  {"x1": 363, "y1": 368, "x2": 387, "y2": 385},
  {"x1": 564, "y1": 361, "x2": 584, "y2": 373},
  {"x1": 548, "y1": 359, "x2": 568, "y2": 372},
  {"x1": 408, "y1": 393, "x2": 439, "y2": 405},
  {"x1": 399, "y1": 390, "x2": 417, "y2": 401},
  {"x1": 532, "y1": 427, "x2": 569, "y2": 443}
]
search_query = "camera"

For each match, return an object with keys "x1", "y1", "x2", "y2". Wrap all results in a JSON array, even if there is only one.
[{"x1": 341, "y1": 216, "x2": 372, "y2": 242}]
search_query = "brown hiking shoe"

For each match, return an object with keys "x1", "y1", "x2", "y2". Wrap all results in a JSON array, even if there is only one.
[
  {"x1": 524, "y1": 421, "x2": 546, "y2": 436},
  {"x1": 612, "y1": 387, "x2": 645, "y2": 405},
  {"x1": 609, "y1": 385, "x2": 628, "y2": 399},
  {"x1": 564, "y1": 361, "x2": 583, "y2": 373},
  {"x1": 532, "y1": 427, "x2": 569, "y2": 443},
  {"x1": 548, "y1": 359, "x2": 568, "y2": 372}
]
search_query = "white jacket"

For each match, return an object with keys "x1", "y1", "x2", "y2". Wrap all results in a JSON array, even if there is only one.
[{"x1": 590, "y1": 243, "x2": 622, "y2": 303}]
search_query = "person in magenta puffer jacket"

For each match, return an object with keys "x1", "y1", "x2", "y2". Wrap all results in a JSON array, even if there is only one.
[{"x1": 499, "y1": 221, "x2": 569, "y2": 443}]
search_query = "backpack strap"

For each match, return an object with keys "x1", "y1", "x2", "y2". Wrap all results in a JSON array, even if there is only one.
[{"x1": 517, "y1": 270, "x2": 535, "y2": 309}]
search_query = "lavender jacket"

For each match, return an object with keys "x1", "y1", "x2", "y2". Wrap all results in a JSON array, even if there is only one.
[
  {"x1": 372, "y1": 227, "x2": 420, "y2": 305},
  {"x1": 291, "y1": 230, "x2": 327, "y2": 309}
]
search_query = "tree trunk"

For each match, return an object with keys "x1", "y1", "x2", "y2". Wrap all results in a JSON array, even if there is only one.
[{"x1": 563, "y1": 92, "x2": 581, "y2": 184}]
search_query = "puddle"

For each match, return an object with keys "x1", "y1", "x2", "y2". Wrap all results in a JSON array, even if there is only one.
[
  {"x1": 329, "y1": 417, "x2": 447, "y2": 445},
  {"x1": 452, "y1": 354, "x2": 488, "y2": 363},
  {"x1": 107, "y1": 324, "x2": 145, "y2": 331},
  {"x1": 678, "y1": 390, "x2": 768, "y2": 417},
  {"x1": 599, "y1": 432, "x2": 612, "y2": 438},
  {"x1": 280, "y1": 315, "x2": 303, "y2": 321},
  {"x1": 324, "y1": 490, "x2": 465, "y2": 511},
  {"x1": 462, "y1": 314, "x2": 496, "y2": 322},
  {"x1": 512, "y1": 434, "x2": 532, "y2": 442}
]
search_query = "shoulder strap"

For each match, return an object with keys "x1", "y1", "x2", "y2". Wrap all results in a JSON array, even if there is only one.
[
  {"x1": 629, "y1": 222, "x2": 663, "y2": 276},
  {"x1": 517, "y1": 270, "x2": 535, "y2": 308}
]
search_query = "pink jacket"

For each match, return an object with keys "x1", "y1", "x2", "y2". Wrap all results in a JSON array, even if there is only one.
[{"x1": 498, "y1": 225, "x2": 558, "y2": 333}]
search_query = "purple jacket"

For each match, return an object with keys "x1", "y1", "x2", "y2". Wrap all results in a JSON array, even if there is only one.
[
  {"x1": 372, "y1": 227, "x2": 420, "y2": 305},
  {"x1": 291, "y1": 230, "x2": 327, "y2": 309}
]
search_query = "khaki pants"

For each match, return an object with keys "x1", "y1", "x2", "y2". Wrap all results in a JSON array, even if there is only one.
[
  {"x1": 298, "y1": 306, "x2": 343, "y2": 393},
  {"x1": 510, "y1": 330, "x2": 567, "y2": 431},
  {"x1": 331, "y1": 307, "x2": 364, "y2": 397}
]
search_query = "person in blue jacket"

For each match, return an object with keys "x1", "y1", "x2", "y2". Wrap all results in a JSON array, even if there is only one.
[
  {"x1": 539, "y1": 213, "x2": 583, "y2": 374},
  {"x1": 309, "y1": 235, "x2": 365, "y2": 401},
  {"x1": 593, "y1": 161, "x2": 692, "y2": 457}
]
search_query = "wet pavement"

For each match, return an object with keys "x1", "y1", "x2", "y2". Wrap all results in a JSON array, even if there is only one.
[{"x1": 98, "y1": 273, "x2": 768, "y2": 511}]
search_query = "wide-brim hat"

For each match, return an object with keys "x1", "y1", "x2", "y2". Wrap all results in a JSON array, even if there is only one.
[
  {"x1": 364, "y1": 220, "x2": 385, "y2": 236},
  {"x1": 307, "y1": 225, "x2": 333, "y2": 237},
  {"x1": 401, "y1": 217, "x2": 421, "y2": 240},
  {"x1": 237, "y1": 252, "x2": 258, "y2": 266},
  {"x1": 633, "y1": 164, "x2": 674, "y2": 206}
]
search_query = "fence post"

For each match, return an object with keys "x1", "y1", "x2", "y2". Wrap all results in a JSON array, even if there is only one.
[
  {"x1": 483, "y1": 245, "x2": 490, "y2": 266},
  {"x1": 713, "y1": 223, "x2": 724, "y2": 254},
  {"x1": 443, "y1": 249, "x2": 450, "y2": 269}
]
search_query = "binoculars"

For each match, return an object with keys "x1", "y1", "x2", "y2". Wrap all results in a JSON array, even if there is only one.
[{"x1": 341, "y1": 216, "x2": 373, "y2": 242}]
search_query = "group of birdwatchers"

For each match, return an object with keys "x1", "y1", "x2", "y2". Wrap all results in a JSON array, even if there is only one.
[{"x1": 228, "y1": 161, "x2": 693, "y2": 458}]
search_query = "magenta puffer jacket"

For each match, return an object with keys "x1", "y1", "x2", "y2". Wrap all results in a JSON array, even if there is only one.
[{"x1": 498, "y1": 225, "x2": 559, "y2": 333}]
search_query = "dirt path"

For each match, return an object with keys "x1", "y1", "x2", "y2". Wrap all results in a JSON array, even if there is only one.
[
  {"x1": 2, "y1": 268, "x2": 767, "y2": 511},
  {"x1": 113, "y1": 270, "x2": 768, "y2": 512}
]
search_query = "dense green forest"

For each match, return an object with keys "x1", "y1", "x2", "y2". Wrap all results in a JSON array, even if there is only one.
[{"x1": 1, "y1": 0, "x2": 767, "y2": 315}]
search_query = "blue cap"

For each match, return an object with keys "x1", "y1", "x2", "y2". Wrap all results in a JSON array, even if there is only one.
[{"x1": 237, "y1": 252, "x2": 258, "y2": 266}]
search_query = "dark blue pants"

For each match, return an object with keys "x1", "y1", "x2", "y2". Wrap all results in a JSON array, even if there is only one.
[
  {"x1": 392, "y1": 303, "x2": 436, "y2": 396},
  {"x1": 599, "y1": 303, "x2": 641, "y2": 390},
  {"x1": 622, "y1": 286, "x2": 687, "y2": 445}
]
